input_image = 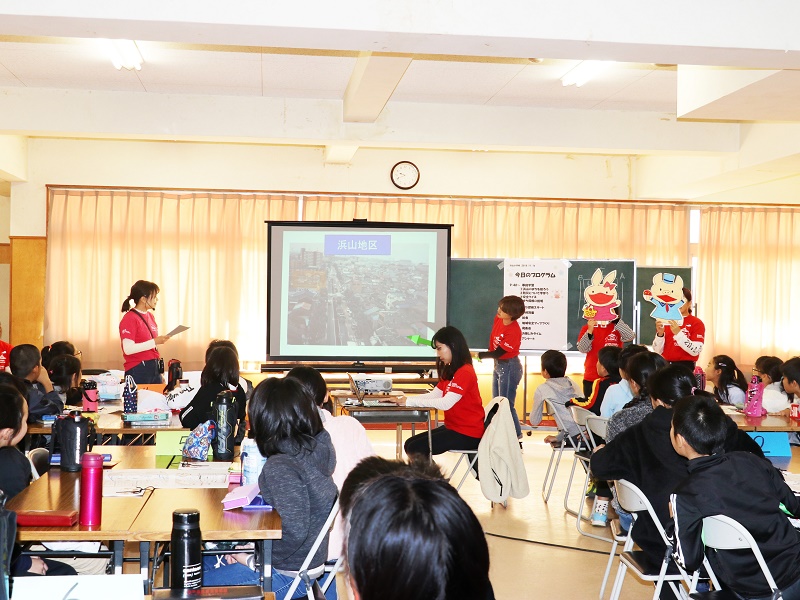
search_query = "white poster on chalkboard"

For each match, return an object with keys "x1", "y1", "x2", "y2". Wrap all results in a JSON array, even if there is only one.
[{"x1": 504, "y1": 259, "x2": 570, "y2": 351}]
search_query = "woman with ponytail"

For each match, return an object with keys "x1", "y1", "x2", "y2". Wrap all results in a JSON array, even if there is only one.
[{"x1": 119, "y1": 280, "x2": 171, "y2": 384}]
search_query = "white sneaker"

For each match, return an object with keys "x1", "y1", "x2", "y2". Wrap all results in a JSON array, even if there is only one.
[{"x1": 591, "y1": 498, "x2": 609, "y2": 527}]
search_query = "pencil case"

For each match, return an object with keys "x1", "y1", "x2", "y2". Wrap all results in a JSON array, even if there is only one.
[{"x1": 16, "y1": 510, "x2": 79, "y2": 527}]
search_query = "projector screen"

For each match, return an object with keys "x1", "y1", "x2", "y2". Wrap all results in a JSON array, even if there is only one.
[{"x1": 267, "y1": 221, "x2": 451, "y2": 361}]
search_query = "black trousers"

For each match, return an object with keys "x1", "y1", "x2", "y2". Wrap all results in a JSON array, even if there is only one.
[{"x1": 404, "y1": 425, "x2": 481, "y2": 458}]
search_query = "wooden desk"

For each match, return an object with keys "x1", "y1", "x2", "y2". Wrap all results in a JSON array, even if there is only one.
[
  {"x1": 6, "y1": 466, "x2": 152, "y2": 573},
  {"x1": 339, "y1": 403, "x2": 433, "y2": 459},
  {"x1": 28, "y1": 401, "x2": 187, "y2": 446},
  {"x1": 130, "y1": 487, "x2": 282, "y2": 594},
  {"x1": 727, "y1": 412, "x2": 800, "y2": 432}
]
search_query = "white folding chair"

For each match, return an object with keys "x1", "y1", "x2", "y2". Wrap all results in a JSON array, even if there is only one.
[
  {"x1": 282, "y1": 499, "x2": 342, "y2": 600},
  {"x1": 447, "y1": 396, "x2": 506, "y2": 492},
  {"x1": 689, "y1": 514, "x2": 782, "y2": 600},
  {"x1": 541, "y1": 399, "x2": 588, "y2": 503},
  {"x1": 608, "y1": 479, "x2": 695, "y2": 600},
  {"x1": 564, "y1": 408, "x2": 610, "y2": 542}
]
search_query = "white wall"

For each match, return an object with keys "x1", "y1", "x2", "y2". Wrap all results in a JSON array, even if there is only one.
[{"x1": 12, "y1": 138, "x2": 642, "y2": 236}]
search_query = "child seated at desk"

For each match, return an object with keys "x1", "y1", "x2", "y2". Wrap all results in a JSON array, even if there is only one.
[
  {"x1": 0, "y1": 382, "x2": 76, "y2": 578},
  {"x1": 203, "y1": 376, "x2": 338, "y2": 599},
  {"x1": 670, "y1": 395, "x2": 800, "y2": 599},
  {"x1": 8, "y1": 344, "x2": 59, "y2": 421}
]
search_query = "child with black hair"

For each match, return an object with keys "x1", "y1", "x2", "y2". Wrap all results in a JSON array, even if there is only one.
[
  {"x1": 528, "y1": 350, "x2": 582, "y2": 444},
  {"x1": 754, "y1": 355, "x2": 790, "y2": 413},
  {"x1": 605, "y1": 352, "x2": 667, "y2": 443},
  {"x1": 0, "y1": 383, "x2": 77, "y2": 578},
  {"x1": 591, "y1": 380, "x2": 763, "y2": 564},
  {"x1": 706, "y1": 354, "x2": 747, "y2": 405},
  {"x1": 9, "y1": 344, "x2": 57, "y2": 421},
  {"x1": 40, "y1": 340, "x2": 78, "y2": 371},
  {"x1": 179, "y1": 346, "x2": 247, "y2": 442},
  {"x1": 574, "y1": 346, "x2": 621, "y2": 416},
  {"x1": 670, "y1": 395, "x2": 800, "y2": 600},
  {"x1": 476, "y1": 295, "x2": 526, "y2": 439},
  {"x1": 600, "y1": 345, "x2": 648, "y2": 418}
]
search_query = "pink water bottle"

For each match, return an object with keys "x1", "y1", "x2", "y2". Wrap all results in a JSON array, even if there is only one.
[
  {"x1": 744, "y1": 375, "x2": 766, "y2": 417},
  {"x1": 693, "y1": 366, "x2": 706, "y2": 392},
  {"x1": 79, "y1": 452, "x2": 103, "y2": 527}
]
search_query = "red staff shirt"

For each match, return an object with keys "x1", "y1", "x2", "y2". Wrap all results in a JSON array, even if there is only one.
[{"x1": 438, "y1": 364, "x2": 485, "y2": 439}]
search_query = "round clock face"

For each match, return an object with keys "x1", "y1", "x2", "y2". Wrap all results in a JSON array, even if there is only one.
[{"x1": 390, "y1": 161, "x2": 420, "y2": 190}]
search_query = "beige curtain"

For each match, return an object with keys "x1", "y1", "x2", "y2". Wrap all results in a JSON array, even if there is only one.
[
  {"x1": 45, "y1": 189, "x2": 299, "y2": 370},
  {"x1": 469, "y1": 200, "x2": 689, "y2": 264},
  {"x1": 302, "y1": 195, "x2": 471, "y2": 257},
  {"x1": 698, "y1": 206, "x2": 800, "y2": 366}
]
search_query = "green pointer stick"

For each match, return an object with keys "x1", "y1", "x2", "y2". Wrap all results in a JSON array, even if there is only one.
[{"x1": 407, "y1": 334, "x2": 433, "y2": 346}]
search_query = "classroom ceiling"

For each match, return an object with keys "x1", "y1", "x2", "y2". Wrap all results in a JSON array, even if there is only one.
[
  {"x1": 2, "y1": 3, "x2": 800, "y2": 202},
  {"x1": 0, "y1": 39, "x2": 678, "y2": 113}
]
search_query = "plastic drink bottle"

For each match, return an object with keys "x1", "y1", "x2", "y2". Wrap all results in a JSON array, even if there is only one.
[
  {"x1": 744, "y1": 375, "x2": 766, "y2": 417},
  {"x1": 212, "y1": 390, "x2": 236, "y2": 461},
  {"x1": 79, "y1": 453, "x2": 103, "y2": 526},
  {"x1": 170, "y1": 509, "x2": 202, "y2": 589},
  {"x1": 693, "y1": 366, "x2": 706, "y2": 392}
]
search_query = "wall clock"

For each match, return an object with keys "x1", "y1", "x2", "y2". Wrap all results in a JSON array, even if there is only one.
[{"x1": 390, "y1": 161, "x2": 420, "y2": 190}]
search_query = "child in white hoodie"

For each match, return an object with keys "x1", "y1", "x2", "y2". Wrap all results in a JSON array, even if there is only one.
[{"x1": 529, "y1": 350, "x2": 581, "y2": 443}]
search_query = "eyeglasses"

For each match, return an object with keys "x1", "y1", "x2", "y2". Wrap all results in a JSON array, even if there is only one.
[
  {"x1": 74, "y1": 350, "x2": 82, "y2": 358},
  {"x1": 752, "y1": 368, "x2": 762, "y2": 375}
]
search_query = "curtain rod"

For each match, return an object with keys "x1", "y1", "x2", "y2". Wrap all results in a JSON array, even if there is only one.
[{"x1": 46, "y1": 185, "x2": 800, "y2": 210}]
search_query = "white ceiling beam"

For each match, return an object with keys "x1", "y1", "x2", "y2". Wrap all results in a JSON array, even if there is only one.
[
  {"x1": 343, "y1": 52, "x2": 412, "y2": 123},
  {"x1": 0, "y1": 87, "x2": 740, "y2": 155},
  {"x1": 0, "y1": 135, "x2": 27, "y2": 181},
  {"x1": 678, "y1": 66, "x2": 800, "y2": 121},
  {"x1": 2, "y1": 1, "x2": 800, "y2": 68},
  {"x1": 323, "y1": 144, "x2": 359, "y2": 163}
]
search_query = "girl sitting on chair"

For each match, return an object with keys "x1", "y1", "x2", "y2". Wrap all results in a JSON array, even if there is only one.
[
  {"x1": 203, "y1": 376, "x2": 338, "y2": 599},
  {"x1": 401, "y1": 326, "x2": 485, "y2": 459}
]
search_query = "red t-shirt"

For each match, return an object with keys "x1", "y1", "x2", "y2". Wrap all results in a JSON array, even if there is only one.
[
  {"x1": 0, "y1": 340, "x2": 12, "y2": 371},
  {"x1": 661, "y1": 315, "x2": 705, "y2": 362},
  {"x1": 578, "y1": 322, "x2": 624, "y2": 381},
  {"x1": 119, "y1": 310, "x2": 160, "y2": 371},
  {"x1": 437, "y1": 363, "x2": 485, "y2": 439},
  {"x1": 488, "y1": 317, "x2": 522, "y2": 360}
]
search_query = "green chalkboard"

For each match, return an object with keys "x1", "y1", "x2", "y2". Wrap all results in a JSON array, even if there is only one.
[
  {"x1": 636, "y1": 266, "x2": 693, "y2": 347},
  {"x1": 566, "y1": 260, "x2": 636, "y2": 350},
  {"x1": 448, "y1": 259, "x2": 504, "y2": 348}
]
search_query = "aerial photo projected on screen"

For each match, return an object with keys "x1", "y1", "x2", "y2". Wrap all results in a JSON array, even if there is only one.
[{"x1": 268, "y1": 223, "x2": 449, "y2": 360}]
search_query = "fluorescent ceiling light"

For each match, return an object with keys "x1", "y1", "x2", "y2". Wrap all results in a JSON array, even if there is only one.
[
  {"x1": 101, "y1": 39, "x2": 143, "y2": 71},
  {"x1": 560, "y1": 60, "x2": 614, "y2": 87}
]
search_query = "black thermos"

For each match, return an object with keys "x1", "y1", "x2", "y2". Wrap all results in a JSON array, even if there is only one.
[
  {"x1": 170, "y1": 509, "x2": 202, "y2": 589},
  {"x1": 212, "y1": 390, "x2": 236, "y2": 461}
]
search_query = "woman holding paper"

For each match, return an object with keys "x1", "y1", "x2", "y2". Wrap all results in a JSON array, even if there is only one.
[{"x1": 119, "y1": 280, "x2": 171, "y2": 384}]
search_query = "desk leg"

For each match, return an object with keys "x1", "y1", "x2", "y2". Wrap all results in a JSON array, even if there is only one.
[
  {"x1": 396, "y1": 424, "x2": 403, "y2": 460},
  {"x1": 112, "y1": 540, "x2": 123, "y2": 574},
  {"x1": 140, "y1": 541, "x2": 151, "y2": 595},
  {"x1": 259, "y1": 539, "x2": 272, "y2": 592}
]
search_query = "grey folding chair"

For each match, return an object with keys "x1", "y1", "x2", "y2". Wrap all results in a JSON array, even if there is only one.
[
  {"x1": 608, "y1": 479, "x2": 695, "y2": 600},
  {"x1": 541, "y1": 399, "x2": 589, "y2": 503},
  {"x1": 283, "y1": 499, "x2": 342, "y2": 600},
  {"x1": 689, "y1": 514, "x2": 782, "y2": 600},
  {"x1": 564, "y1": 408, "x2": 611, "y2": 542}
]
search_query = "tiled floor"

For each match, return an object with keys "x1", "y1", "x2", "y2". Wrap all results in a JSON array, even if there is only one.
[{"x1": 365, "y1": 428, "x2": 655, "y2": 600}]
